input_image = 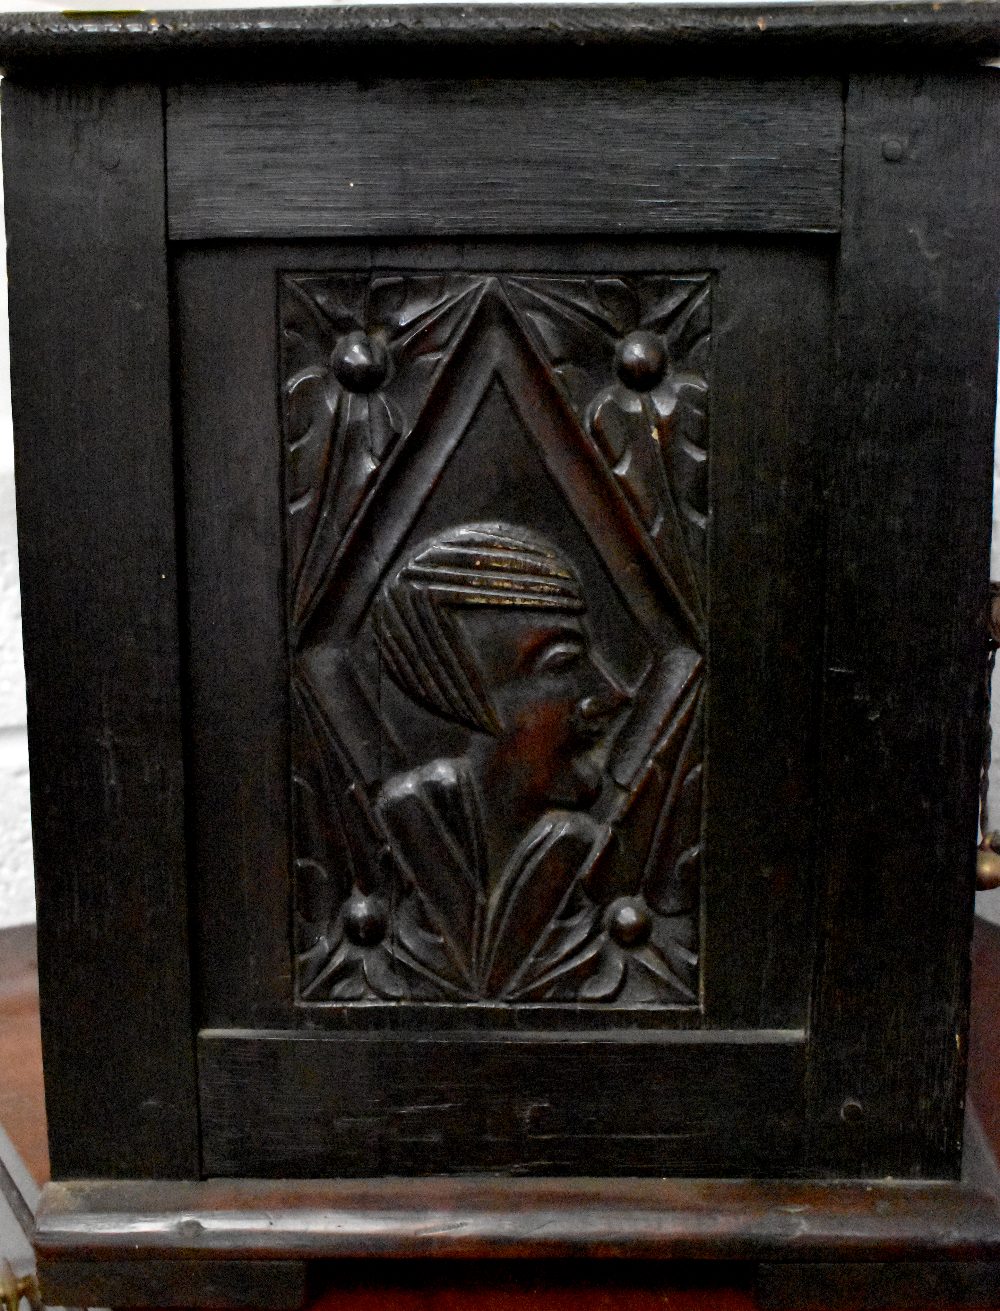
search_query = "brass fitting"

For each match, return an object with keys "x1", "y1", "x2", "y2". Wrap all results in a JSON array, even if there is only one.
[
  {"x1": 0, "y1": 1260, "x2": 39, "y2": 1311},
  {"x1": 977, "y1": 832, "x2": 1000, "y2": 891}
]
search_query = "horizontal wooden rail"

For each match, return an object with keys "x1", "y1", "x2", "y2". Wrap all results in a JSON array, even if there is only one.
[{"x1": 166, "y1": 78, "x2": 843, "y2": 240}]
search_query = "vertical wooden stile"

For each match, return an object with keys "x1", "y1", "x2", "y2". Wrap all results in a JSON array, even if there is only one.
[
  {"x1": 2, "y1": 81, "x2": 198, "y2": 1178},
  {"x1": 811, "y1": 70, "x2": 1000, "y2": 1178}
]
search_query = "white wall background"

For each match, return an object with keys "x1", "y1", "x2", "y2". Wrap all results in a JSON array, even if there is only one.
[
  {"x1": 0, "y1": 0, "x2": 996, "y2": 928},
  {"x1": 0, "y1": 135, "x2": 32, "y2": 929}
]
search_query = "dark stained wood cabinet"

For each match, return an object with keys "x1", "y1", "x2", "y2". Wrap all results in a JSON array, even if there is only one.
[{"x1": 2, "y1": 5, "x2": 999, "y2": 1307}]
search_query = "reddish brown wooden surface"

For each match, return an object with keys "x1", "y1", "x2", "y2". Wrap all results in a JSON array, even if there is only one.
[
  {"x1": 307, "y1": 1264, "x2": 759, "y2": 1310},
  {"x1": 0, "y1": 923, "x2": 47, "y2": 1183}
]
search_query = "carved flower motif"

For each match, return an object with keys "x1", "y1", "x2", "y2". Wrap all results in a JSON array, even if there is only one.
[
  {"x1": 587, "y1": 331, "x2": 680, "y2": 461},
  {"x1": 505, "y1": 274, "x2": 708, "y2": 425},
  {"x1": 583, "y1": 327, "x2": 707, "y2": 575},
  {"x1": 298, "y1": 888, "x2": 414, "y2": 1003},
  {"x1": 299, "y1": 879, "x2": 698, "y2": 1007},
  {"x1": 281, "y1": 274, "x2": 483, "y2": 628},
  {"x1": 507, "y1": 889, "x2": 698, "y2": 1006},
  {"x1": 506, "y1": 275, "x2": 711, "y2": 639}
]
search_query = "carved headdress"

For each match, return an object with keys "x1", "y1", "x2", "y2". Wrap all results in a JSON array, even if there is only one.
[{"x1": 373, "y1": 523, "x2": 585, "y2": 734}]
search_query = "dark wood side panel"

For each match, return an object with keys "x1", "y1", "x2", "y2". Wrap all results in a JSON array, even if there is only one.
[
  {"x1": 970, "y1": 918, "x2": 1000, "y2": 1164},
  {"x1": 808, "y1": 72, "x2": 1000, "y2": 1178},
  {"x1": 756, "y1": 1261, "x2": 1000, "y2": 1311},
  {"x1": 703, "y1": 240, "x2": 830, "y2": 1030},
  {"x1": 165, "y1": 78, "x2": 844, "y2": 240},
  {"x1": 2, "y1": 81, "x2": 198, "y2": 1178},
  {"x1": 199, "y1": 1029, "x2": 805, "y2": 1177},
  {"x1": 175, "y1": 244, "x2": 292, "y2": 1032}
]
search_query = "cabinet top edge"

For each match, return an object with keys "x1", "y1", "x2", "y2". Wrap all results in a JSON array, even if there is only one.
[{"x1": 0, "y1": 2, "x2": 998, "y2": 72}]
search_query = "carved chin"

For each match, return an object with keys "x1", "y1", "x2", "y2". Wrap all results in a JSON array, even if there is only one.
[{"x1": 559, "y1": 751, "x2": 604, "y2": 809}]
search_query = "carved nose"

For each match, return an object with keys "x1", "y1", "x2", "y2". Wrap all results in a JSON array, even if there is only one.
[{"x1": 578, "y1": 683, "x2": 628, "y2": 723}]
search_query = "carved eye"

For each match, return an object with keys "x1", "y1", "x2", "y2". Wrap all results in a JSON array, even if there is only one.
[{"x1": 533, "y1": 640, "x2": 584, "y2": 675}]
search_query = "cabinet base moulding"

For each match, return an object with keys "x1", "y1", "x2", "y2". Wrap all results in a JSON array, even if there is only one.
[{"x1": 34, "y1": 1163, "x2": 1000, "y2": 1310}]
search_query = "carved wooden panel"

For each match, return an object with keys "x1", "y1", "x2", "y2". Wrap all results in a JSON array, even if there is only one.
[{"x1": 282, "y1": 272, "x2": 711, "y2": 1008}]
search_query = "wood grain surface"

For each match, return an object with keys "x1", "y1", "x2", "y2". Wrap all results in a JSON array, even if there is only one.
[
  {"x1": 807, "y1": 70, "x2": 1000, "y2": 1181},
  {"x1": 0, "y1": 4, "x2": 997, "y2": 70},
  {"x1": 166, "y1": 78, "x2": 843, "y2": 240},
  {"x1": 2, "y1": 80, "x2": 199, "y2": 1180},
  {"x1": 198, "y1": 1029, "x2": 805, "y2": 1178},
  {"x1": 33, "y1": 1170, "x2": 1000, "y2": 1264}
]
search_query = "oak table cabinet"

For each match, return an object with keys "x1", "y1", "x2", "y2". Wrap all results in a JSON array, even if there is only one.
[{"x1": 2, "y1": 5, "x2": 1000, "y2": 1309}]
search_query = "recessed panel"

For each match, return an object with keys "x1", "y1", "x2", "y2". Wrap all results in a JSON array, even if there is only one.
[{"x1": 282, "y1": 272, "x2": 711, "y2": 1009}]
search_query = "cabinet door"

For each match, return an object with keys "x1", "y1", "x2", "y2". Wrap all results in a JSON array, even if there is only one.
[
  {"x1": 171, "y1": 76, "x2": 840, "y2": 1178},
  {"x1": 177, "y1": 236, "x2": 828, "y2": 1177}
]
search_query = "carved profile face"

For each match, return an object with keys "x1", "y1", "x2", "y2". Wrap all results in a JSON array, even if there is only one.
[
  {"x1": 456, "y1": 607, "x2": 623, "y2": 811},
  {"x1": 373, "y1": 523, "x2": 626, "y2": 811}
]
